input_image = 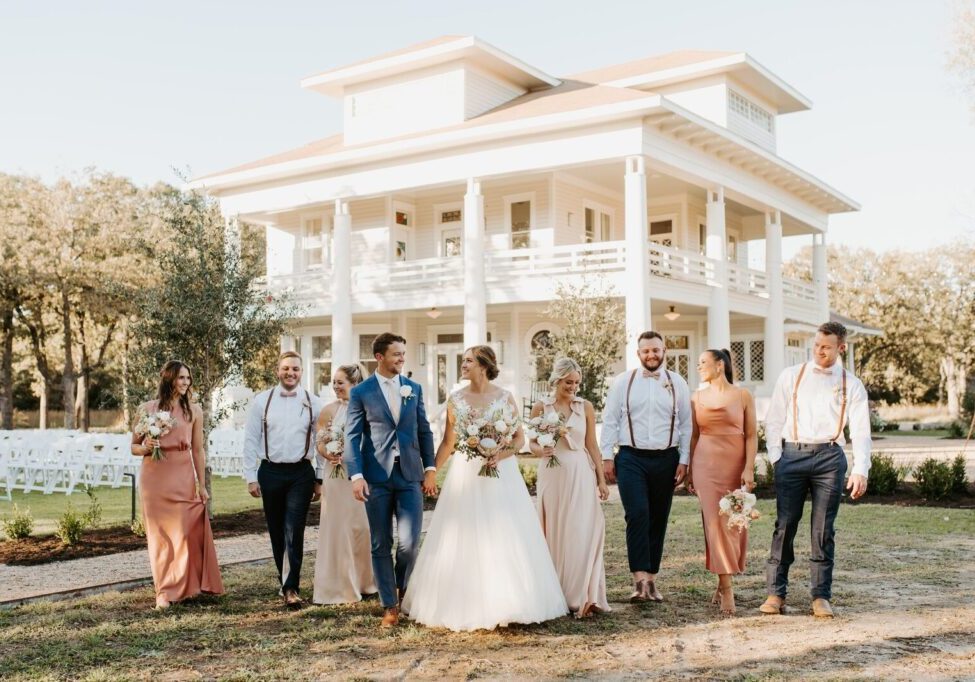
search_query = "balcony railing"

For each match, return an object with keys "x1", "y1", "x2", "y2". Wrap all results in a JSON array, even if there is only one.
[
  {"x1": 728, "y1": 262, "x2": 768, "y2": 296},
  {"x1": 648, "y1": 243, "x2": 711, "y2": 285},
  {"x1": 354, "y1": 255, "x2": 464, "y2": 292},
  {"x1": 782, "y1": 277, "x2": 817, "y2": 302},
  {"x1": 486, "y1": 241, "x2": 627, "y2": 281}
]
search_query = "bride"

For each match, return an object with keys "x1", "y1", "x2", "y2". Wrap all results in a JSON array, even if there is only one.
[{"x1": 401, "y1": 345, "x2": 568, "y2": 631}]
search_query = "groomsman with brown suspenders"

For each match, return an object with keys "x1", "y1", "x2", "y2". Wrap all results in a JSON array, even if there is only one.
[
  {"x1": 243, "y1": 351, "x2": 325, "y2": 608},
  {"x1": 760, "y1": 321, "x2": 871, "y2": 618},
  {"x1": 601, "y1": 331, "x2": 692, "y2": 603}
]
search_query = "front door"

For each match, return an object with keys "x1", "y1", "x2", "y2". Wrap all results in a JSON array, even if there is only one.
[{"x1": 436, "y1": 344, "x2": 465, "y2": 404}]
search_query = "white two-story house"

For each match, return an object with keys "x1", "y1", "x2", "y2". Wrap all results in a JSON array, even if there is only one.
[{"x1": 193, "y1": 35, "x2": 865, "y2": 412}]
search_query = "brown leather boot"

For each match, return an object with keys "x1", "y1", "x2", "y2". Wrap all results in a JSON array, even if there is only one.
[
  {"x1": 283, "y1": 589, "x2": 303, "y2": 610},
  {"x1": 759, "y1": 595, "x2": 784, "y2": 615},
  {"x1": 380, "y1": 606, "x2": 400, "y2": 628},
  {"x1": 812, "y1": 598, "x2": 834, "y2": 618}
]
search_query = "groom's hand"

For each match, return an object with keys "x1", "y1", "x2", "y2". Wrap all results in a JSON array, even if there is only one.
[
  {"x1": 847, "y1": 474, "x2": 867, "y2": 500},
  {"x1": 603, "y1": 460, "x2": 616, "y2": 485},
  {"x1": 674, "y1": 464, "x2": 687, "y2": 487},
  {"x1": 422, "y1": 470, "x2": 438, "y2": 497},
  {"x1": 352, "y1": 478, "x2": 370, "y2": 502}
]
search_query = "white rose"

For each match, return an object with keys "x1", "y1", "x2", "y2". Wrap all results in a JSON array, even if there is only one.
[
  {"x1": 325, "y1": 441, "x2": 343, "y2": 454},
  {"x1": 466, "y1": 424, "x2": 480, "y2": 437},
  {"x1": 332, "y1": 416, "x2": 346, "y2": 429},
  {"x1": 156, "y1": 411, "x2": 170, "y2": 421},
  {"x1": 719, "y1": 497, "x2": 732, "y2": 512},
  {"x1": 493, "y1": 420, "x2": 509, "y2": 434},
  {"x1": 544, "y1": 411, "x2": 561, "y2": 425},
  {"x1": 479, "y1": 437, "x2": 498, "y2": 450},
  {"x1": 744, "y1": 492, "x2": 757, "y2": 506},
  {"x1": 148, "y1": 426, "x2": 161, "y2": 436},
  {"x1": 537, "y1": 433, "x2": 555, "y2": 448},
  {"x1": 529, "y1": 416, "x2": 543, "y2": 426},
  {"x1": 399, "y1": 385, "x2": 412, "y2": 398},
  {"x1": 475, "y1": 418, "x2": 488, "y2": 428},
  {"x1": 524, "y1": 428, "x2": 538, "y2": 441}
]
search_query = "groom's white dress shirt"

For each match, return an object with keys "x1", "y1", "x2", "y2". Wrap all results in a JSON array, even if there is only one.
[
  {"x1": 764, "y1": 360, "x2": 872, "y2": 478},
  {"x1": 243, "y1": 385, "x2": 323, "y2": 484},
  {"x1": 599, "y1": 369, "x2": 692, "y2": 465}
]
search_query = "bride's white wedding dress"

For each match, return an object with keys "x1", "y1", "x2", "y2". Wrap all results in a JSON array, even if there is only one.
[{"x1": 401, "y1": 391, "x2": 568, "y2": 631}]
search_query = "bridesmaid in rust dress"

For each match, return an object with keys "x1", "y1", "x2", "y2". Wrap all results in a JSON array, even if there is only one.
[
  {"x1": 687, "y1": 349, "x2": 757, "y2": 615},
  {"x1": 131, "y1": 360, "x2": 224, "y2": 609},
  {"x1": 530, "y1": 358, "x2": 611, "y2": 618},
  {"x1": 312, "y1": 364, "x2": 377, "y2": 604}
]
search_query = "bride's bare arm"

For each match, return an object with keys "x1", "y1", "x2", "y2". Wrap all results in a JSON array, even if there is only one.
[{"x1": 434, "y1": 402, "x2": 457, "y2": 470}]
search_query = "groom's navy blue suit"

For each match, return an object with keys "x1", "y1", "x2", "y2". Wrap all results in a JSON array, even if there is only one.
[{"x1": 344, "y1": 373, "x2": 435, "y2": 608}]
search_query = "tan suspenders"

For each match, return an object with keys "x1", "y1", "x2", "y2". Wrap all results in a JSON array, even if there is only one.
[
  {"x1": 624, "y1": 369, "x2": 677, "y2": 449},
  {"x1": 791, "y1": 364, "x2": 848, "y2": 444},
  {"x1": 262, "y1": 389, "x2": 314, "y2": 462}
]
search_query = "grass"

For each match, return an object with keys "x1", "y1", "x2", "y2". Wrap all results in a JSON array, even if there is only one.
[
  {"x1": 0, "y1": 477, "x2": 257, "y2": 536},
  {"x1": 2, "y1": 498, "x2": 973, "y2": 680}
]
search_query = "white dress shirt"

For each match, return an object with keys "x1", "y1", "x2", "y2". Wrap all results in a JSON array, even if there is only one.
[
  {"x1": 243, "y1": 385, "x2": 324, "y2": 484},
  {"x1": 764, "y1": 361, "x2": 872, "y2": 478},
  {"x1": 599, "y1": 368, "x2": 693, "y2": 465}
]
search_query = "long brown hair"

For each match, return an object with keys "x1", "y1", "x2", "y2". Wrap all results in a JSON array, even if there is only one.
[{"x1": 157, "y1": 360, "x2": 194, "y2": 421}]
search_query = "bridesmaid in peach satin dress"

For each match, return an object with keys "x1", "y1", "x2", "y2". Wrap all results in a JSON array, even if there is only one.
[
  {"x1": 312, "y1": 364, "x2": 377, "y2": 605},
  {"x1": 131, "y1": 361, "x2": 224, "y2": 609},
  {"x1": 530, "y1": 358, "x2": 611, "y2": 618},
  {"x1": 687, "y1": 349, "x2": 757, "y2": 615}
]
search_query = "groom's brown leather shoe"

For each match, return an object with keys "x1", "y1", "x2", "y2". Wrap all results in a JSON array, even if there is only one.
[
  {"x1": 283, "y1": 589, "x2": 303, "y2": 609},
  {"x1": 381, "y1": 606, "x2": 400, "y2": 628},
  {"x1": 759, "y1": 595, "x2": 784, "y2": 615},
  {"x1": 812, "y1": 598, "x2": 834, "y2": 618}
]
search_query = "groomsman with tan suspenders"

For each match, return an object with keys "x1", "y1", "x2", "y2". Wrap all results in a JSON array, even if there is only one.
[
  {"x1": 243, "y1": 351, "x2": 325, "y2": 608},
  {"x1": 601, "y1": 331, "x2": 692, "y2": 603},
  {"x1": 761, "y1": 321, "x2": 871, "y2": 618}
]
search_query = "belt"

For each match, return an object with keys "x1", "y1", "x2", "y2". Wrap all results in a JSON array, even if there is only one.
[
  {"x1": 783, "y1": 441, "x2": 840, "y2": 450},
  {"x1": 260, "y1": 458, "x2": 312, "y2": 467},
  {"x1": 160, "y1": 444, "x2": 190, "y2": 453},
  {"x1": 620, "y1": 445, "x2": 678, "y2": 457}
]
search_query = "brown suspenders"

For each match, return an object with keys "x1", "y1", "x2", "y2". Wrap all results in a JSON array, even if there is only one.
[
  {"x1": 791, "y1": 364, "x2": 848, "y2": 444},
  {"x1": 624, "y1": 369, "x2": 677, "y2": 449},
  {"x1": 262, "y1": 389, "x2": 314, "y2": 462}
]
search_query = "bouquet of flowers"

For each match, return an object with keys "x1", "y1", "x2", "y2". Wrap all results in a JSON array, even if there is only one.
[
  {"x1": 524, "y1": 409, "x2": 569, "y2": 468},
  {"x1": 134, "y1": 407, "x2": 177, "y2": 461},
  {"x1": 718, "y1": 488, "x2": 761, "y2": 533},
  {"x1": 316, "y1": 414, "x2": 347, "y2": 479},
  {"x1": 454, "y1": 398, "x2": 520, "y2": 478}
]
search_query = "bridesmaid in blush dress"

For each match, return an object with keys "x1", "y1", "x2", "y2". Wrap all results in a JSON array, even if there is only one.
[
  {"x1": 530, "y1": 357, "x2": 610, "y2": 618},
  {"x1": 687, "y1": 349, "x2": 757, "y2": 615},
  {"x1": 132, "y1": 360, "x2": 224, "y2": 609},
  {"x1": 312, "y1": 364, "x2": 377, "y2": 604}
]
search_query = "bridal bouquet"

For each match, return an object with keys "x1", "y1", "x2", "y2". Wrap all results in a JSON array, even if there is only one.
[
  {"x1": 454, "y1": 398, "x2": 520, "y2": 478},
  {"x1": 316, "y1": 414, "x2": 347, "y2": 479},
  {"x1": 134, "y1": 408, "x2": 177, "y2": 461},
  {"x1": 718, "y1": 488, "x2": 761, "y2": 533},
  {"x1": 524, "y1": 410, "x2": 568, "y2": 468}
]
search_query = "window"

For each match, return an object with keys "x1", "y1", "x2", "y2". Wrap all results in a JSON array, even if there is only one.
[
  {"x1": 650, "y1": 220, "x2": 673, "y2": 246},
  {"x1": 509, "y1": 199, "x2": 532, "y2": 249},
  {"x1": 436, "y1": 204, "x2": 463, "y2": 257},
  {"x1": 394, "y1": 240, "x2": 407, "y2": 262},
  {"x1": 359, "y1": 335, "x2": 378, "y2": 377},
  {"x1": 395, "y1": 211, "x2": 409, "y2": 226},
  {"x1": 302, "y1": 218, "x2": 325, "y2": 270},
  {"x1": 729, "y1": 90, "x2": 774, "y2": 134},
  {"x1": 531, "y1": 330, "x2": 553, "y2": 381},
  {"x1": 584, "y1": 204, "x2": 613, "y2": 243},
  {"x1": 664, "y1": 335, "x2": 690, "y2": 380},
  {"x1": 727, "y1": 235, "x2": 738, "y2": 262},
  {"x1": 698, "y1": 223, "x2": 707, "y2": 256},
  {"x1": 441, "y1": 210, "x2": 461, "y2": 223},
  {"x1": 730, "y1": 337, "x2": 766, "y2": 383},
  {"x1": 311, "y1": 335, "x2": 332, "y2": 396}
]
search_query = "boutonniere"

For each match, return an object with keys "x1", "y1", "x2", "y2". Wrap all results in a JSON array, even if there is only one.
[
  {"x1": 400, "y1": 385, "x2": 415, "y2": 402},
  {"x1": 661, "y1": 380, "x2": 673, "y2": 391},
  {"x1": 831, "y1": 385, "x2": 844, "y2": 400}
]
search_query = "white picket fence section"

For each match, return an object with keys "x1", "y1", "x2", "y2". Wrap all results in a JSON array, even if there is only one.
[{"x1": 0, "y1": 428, "x2": 248, "y2": 496}]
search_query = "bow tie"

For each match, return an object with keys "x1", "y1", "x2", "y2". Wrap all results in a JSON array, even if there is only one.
[
  {"x1": 280, "y1": 390, "x2": 298, "y2": 397},
  {"x1": 642, "y1": 370, "x2": 660, "y2": 379},
  {"x1": 812, "y1": 367, "x2": 833, "y2": 376}
]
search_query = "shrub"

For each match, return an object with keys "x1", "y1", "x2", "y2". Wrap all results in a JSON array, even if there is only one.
[
  {"x1": 55, "y1": 506, "x2": 87, "y2": 545},
  {"x1": 947, "y1": 421, "x2": 967, "y2": 439},
  {"x1": 757, "y1": 422, "x2": 767, "y2": 454},
  {"x1": 83, "y1": 486, "x2": 103, "y2": 528},
  {"x1": 867, "y1": 454, "x2": 910, "y2": 496},
  {"x1": 519, "y1": 461, "x2": 538, "y2": 489},
  {"x1": 913, "y1": 458, "x2": 955, "y2": 500},
  {"x1": 131, "y1": 515, "x2": 146, "y2": 538},
  {"x1": 950, "y1": 454, "x2": 969, "y2": 494},
  {"x1": 870, "y1": 411, "x2": 889, "y2": 433},
  {"x1": 1, "y1": 504, "x2": 34, "y2": 540}
]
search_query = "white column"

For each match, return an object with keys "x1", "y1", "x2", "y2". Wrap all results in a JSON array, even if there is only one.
[
  {"x1": 706, "y1": 187, "x2": 731, "y2": 349},
  {"x1": 812, "y1": 232, "x2": 829, "y2": 322},
  {"x1": 624, "y1": 156, "x2": 651, "y2": 368},
  {"x1": 332, "y1": 199, "x2": 354, "y2": 365},
  {"x1": 463, "y1": 178, "x2": 487, "y2": 348},
  {"x1": 764, "y1": 210, "x2": 785, "y2": 384}
]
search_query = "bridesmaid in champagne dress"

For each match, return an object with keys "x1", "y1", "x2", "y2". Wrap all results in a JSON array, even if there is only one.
[
  {"x1": 131, "y1": 361, "x2": 223, "y2": 609},
  {"x1": 312, "y1": 365, "x2": 377, "y2": 604},
  {"x1": 687, "y1": 349, "x2": 758, "y2": 615},
  {"x1": 529, "y1": 358, "x2": 611, "y2": 618}
]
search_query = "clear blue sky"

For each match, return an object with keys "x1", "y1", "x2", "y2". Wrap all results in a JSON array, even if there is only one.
[{"x1": 2, "y1": 0, "x2": 972, "y2": 257}]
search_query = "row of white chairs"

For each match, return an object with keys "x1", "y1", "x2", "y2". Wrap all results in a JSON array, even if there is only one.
[{"x1": 0, "y1": 429, "x2": 248, "y2": 497}]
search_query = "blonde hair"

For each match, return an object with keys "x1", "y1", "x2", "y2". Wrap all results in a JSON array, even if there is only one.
[
  {"x1": 548, "y1": 357, "x2": 582, "y2": 386},
  {"x1": 335, "y1": 364, "x2": 364, "y2": 385},
  {"x1": 466, "y1": 345, "x2": 500, "y2": 380}
]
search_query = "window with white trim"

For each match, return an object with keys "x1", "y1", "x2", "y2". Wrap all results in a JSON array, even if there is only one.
[
  {"x1": 301, "y1": 217, "x2": 326, "y2": 271},
  {"x1": 729, "y1": 90, "x2": 774, "y2": 134},
  {"x1": 730, "y1": 336, "x2": 766, "y2": 384},
  {"x1": 583, "y1": 202, "x2": 613, "y2": 243}
]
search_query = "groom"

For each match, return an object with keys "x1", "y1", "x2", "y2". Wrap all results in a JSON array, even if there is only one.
[{"x1": 344, "y1": 332, "x2": 437, "y2": 628}]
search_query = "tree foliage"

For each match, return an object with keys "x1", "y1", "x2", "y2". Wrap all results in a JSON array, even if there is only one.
[{"x1": 537, "y1": 276, "x2": 625, "y2": 412}]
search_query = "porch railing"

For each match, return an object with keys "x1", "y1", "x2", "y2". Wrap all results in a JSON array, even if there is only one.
[{"x1": 485, "y1": 241, "x2": 627, "y2": 280}]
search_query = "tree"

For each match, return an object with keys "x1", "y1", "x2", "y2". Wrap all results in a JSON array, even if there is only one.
[
  {"x1": 949, "y1": 0, "x2": 975, "y2": 114},
  {"x1": 537, "y1": 275, "x2": 625, "y2": 412},
  {"x1": 129, "y1": 184, "x2": 300, "y2": 430}
]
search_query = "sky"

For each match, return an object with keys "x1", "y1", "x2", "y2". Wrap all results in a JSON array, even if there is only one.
[{"x1": 1, "y1": 0, "x2": 973, "y2": 259}]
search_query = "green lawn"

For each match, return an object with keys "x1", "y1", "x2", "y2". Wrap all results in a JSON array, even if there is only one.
[
  {"x1": 2, "y1": 498, "x2": 973, "y2": 680},
  {"x1": 0, "y1": 477, "x2": 258, "y2": 536}
]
